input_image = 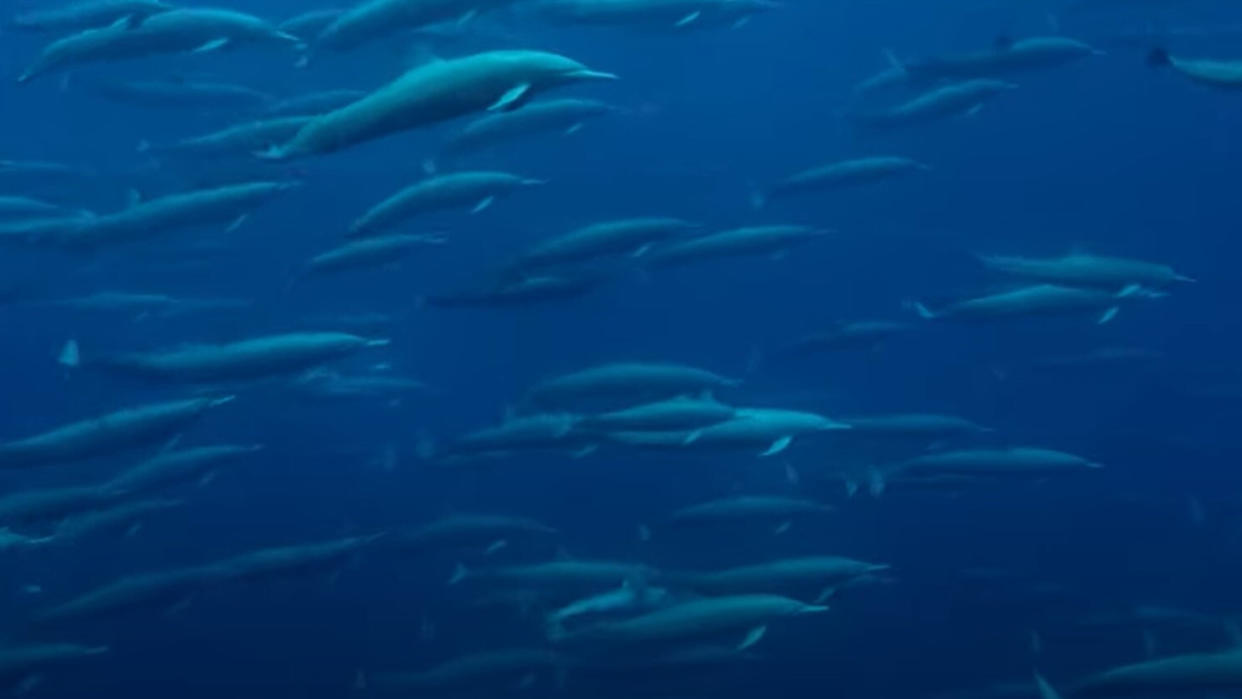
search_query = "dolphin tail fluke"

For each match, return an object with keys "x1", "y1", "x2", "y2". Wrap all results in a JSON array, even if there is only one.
[{"x1": 1147, "y1": 47, "x2": 1171, "y2": 69}]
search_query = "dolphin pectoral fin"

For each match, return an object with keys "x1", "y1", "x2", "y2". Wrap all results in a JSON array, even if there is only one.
[
  {"x1": 569, "y1": 444, "x2": 597, "y2": 459},
  {"x1": 457, "y1": 8, "x2": 477, "y2": 25},
  {"x1": 483, "y1": 539, "x2": 508, "y2": 556},
  {"x1": 844, "y1": 478, "x2": 859, "y2": 498},
  {"x1": 164, "y1": 594, "x2": 195, "y2": 617},
  {"x1": 191, "y1": 38, "x2": 230, "y2": 54},
  {"x1": 565, "y1": 122, "x2": 583, "y2": 135},
  {"x1": 682, "y1": 430, "x2": 703, "y2": 445},
  {"x1": 883, "y1": 48, "x2": 906, "y2": 73},
  {"x1": 1032, "y1": 672, "x2": 1064, "y2": 699},
  {"x1": 759, "y1": 436, "x2": 792, "y2": 457},
  {"x1": 773, "y1": 520, "x2": 792, "y2": 535},
  {"x1": 867, "y1": 468, "x2": 887, "y2": 497},
  {"x1": 675, "y1": 10, "x2": 701, "y2": 27},
  {"x1": 813, "y1": 587, "x2": 836, "y2": 604},
  {"x1": 732, "y1": 16, "x2": 750, "y2": 29},
  {"x1": 965, "y1": 104, "x2": 984, "y2": 118},
  {"x1": 226, "y1": 214, "x2": 248, "y2": 233},
  {"x1": 1142, "y1": 629, "x2": 1157, "y2": 658},
  {"x1": 125, "y1": 523, "x2": 143, "y2": 537},
  {"x1": 514, "y1": 673, "x2": 537, "y2": 690},
  {"x1": 911, "y1": 302, "x2": 935, "y2": 320},
  {"x1": 1097, "y1": 307, "x2": 1119, "y2": 324},
  {"x1": 57, "y1": 339, "x2": 80, "y2": 368},
  {"x1": 160, "y1": 433, "x2": 184, "y2": 453},
  {"x1": 488, "y1": 83, "x2": 531, "y2": 112},
  {"x1": 738, "y1": 625, "x2": 767, "y2": 650},
  {"x1": 630, "y1": 243, "x2": 652, "y2": 258},
  {"x1": 471, "y1": 196, "x2": 494, "y2": 214},
  {"x1": 13, "y1": 674, "x2": 44, "y2": 696}
]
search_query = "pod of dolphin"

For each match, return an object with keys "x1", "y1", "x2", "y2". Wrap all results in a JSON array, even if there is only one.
[{"x1": 0, "y1": 0, "x2": 1233, "y2": 696}]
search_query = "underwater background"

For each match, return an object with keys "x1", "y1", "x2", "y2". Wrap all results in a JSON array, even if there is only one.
[{"x1": 3, "y1": 0, "x2": 1242, "y2": 697}]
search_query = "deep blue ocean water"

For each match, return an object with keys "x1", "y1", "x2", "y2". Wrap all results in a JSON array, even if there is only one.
[{"x1": 3, "y1": 1, "x2": 1242, "y2": 697}]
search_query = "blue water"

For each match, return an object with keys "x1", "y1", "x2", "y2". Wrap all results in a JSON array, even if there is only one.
[{"x1": 3, "y1": 0, "x2": 1242, "y2": 697}]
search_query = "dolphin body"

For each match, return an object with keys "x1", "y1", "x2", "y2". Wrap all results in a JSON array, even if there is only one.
[
  {"x1": 18, "y1": 8, "x2": 302, "y2": 83},
  {"x1": 258, "y1": 50, "x2": 617, "y2": 160}
]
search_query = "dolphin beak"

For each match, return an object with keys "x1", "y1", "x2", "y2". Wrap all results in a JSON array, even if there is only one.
[{"x1": 571, "y1": 69, "x2": 619, "y2": 81}]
